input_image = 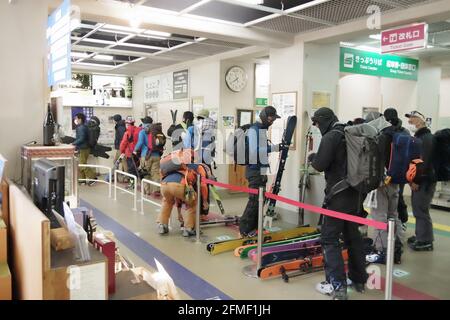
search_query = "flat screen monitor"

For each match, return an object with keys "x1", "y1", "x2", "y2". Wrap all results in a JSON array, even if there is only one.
[{"x1": 32, "y1": 158, "x2": 65, "y2": 229}]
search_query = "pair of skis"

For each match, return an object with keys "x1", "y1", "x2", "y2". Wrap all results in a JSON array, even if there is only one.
[{"x1": 206, "y1": 226, "x2": 318, "y2": 255}]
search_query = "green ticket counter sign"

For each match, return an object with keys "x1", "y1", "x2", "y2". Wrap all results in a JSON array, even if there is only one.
[{"x1": 340, "y1": 47, "x2": 419, "y2": 81}]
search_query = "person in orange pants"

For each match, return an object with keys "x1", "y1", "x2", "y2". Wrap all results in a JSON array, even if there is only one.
[{"x1": 157, "y1": 164, "x2": 209, "y2": 237}]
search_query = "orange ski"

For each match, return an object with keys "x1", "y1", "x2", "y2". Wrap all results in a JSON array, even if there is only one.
[{"x1": 258, "y1": 249, "x2": 348, "y2": 280}]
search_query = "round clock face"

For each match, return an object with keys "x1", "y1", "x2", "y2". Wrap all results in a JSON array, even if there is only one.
[{"x1": 225, "y1": 66, "x2": 248, "y2": 92}]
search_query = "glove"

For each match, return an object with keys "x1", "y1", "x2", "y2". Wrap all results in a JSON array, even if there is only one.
[{"x1": 307, "y1": 152, "x2": 316, "y2": 164}]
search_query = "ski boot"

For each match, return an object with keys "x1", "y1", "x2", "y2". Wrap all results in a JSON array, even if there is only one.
[
  {"x1": 409, "y1": 241, "x2": 433, "y2": 251},
  {"x1": 394, "y1": 238, "x2": 403, "y2": 264}
]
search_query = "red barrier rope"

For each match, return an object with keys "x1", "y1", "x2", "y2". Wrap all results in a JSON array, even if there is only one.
[
  {"x1": 264, "y1": 192, "x2": 387, "y2": 231},
  {"x1": 202, "y1": 178, "x2": 258, "y2": 195},
  {"x1": 201, "y1": 177, "x2": 387, "y2": 231}
]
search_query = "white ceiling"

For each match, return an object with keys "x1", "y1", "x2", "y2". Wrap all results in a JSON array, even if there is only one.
[{"x1": 69, "y1": 0, "x2": 444, "y2": 75}]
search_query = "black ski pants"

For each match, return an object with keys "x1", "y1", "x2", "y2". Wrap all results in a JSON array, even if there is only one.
[
  {"x1": 321, "y1": 188, "x2": 368, "y2": 288},
  {"x1": 239, "y1": 168, "x2": 267, "y2": 234}
]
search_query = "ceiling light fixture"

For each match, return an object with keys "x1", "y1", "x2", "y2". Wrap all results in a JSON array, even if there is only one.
[
  {"x1": 340, "y1": 41, "x2": 356, "y2": 47},
  {"x1": 235, "y1": 0, "x2": 264, "y2": 4},
  {"x1": 71, "y1": 52, "x2": 89, "y2": 58},
  {"x1": 143, "y1": 30, "x2": 172, "y2": 38},
  {"x1": 94, "y1": 54, "x2": 114, "y2": 61},
  {"x1": 369, "y1": 34, "x2": 381, "y2": 40}
]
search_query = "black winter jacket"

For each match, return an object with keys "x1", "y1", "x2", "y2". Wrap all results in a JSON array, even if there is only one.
[
  {"x1": 415, "y1": 127, "x2": 436, "y2": 183},
  {"x1": 114, "y1": 120, "x2": 126, "y2": 150},
  {"x1": 311, "y1": 121, "x2": 347, "y2": 194}
]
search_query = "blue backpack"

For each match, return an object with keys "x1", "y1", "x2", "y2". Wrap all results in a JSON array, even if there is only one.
[{"x1": 387, "y1": 132, "x2": 422, "y2": 184}]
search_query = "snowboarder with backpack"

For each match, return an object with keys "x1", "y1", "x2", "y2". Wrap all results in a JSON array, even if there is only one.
[
  {"x1": 120, "y1": 116, "x2": 141, "y2": 189},
  {"x1": 167, "y1": 111, "x2": 194, "y2": 151},
  {"x1": 238, "y1": 106, "x2": 281, "y2": 237},
  {"x1": 113, "y1": 114, "x2": 127, "y2": 178},
  {"x1": 365, "y1": 108, "x2": 409, "y2": 265},
  {"x1": 72, "y1": 113, "x2": 97, "y2": 186},
  {"x1": 134, "y1": 117, "x2": 166, "y2": 196},
  {"x1": 184, "y1": 109, "x2": 217, "y2": 170},
  {"x1": 308, "y1": 107, "x2": 369, "y2": 300},
  {"x1": 158, "y1": 149, "x2": 210, "y2": 237},
  {"x1": 405, "y1": 111, "x2": 437, "y2": 251}
]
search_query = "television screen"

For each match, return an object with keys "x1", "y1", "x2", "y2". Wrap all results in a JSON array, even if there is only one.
[{"x1": 32, "y1": 159, "x2": 65, "y2": 229}]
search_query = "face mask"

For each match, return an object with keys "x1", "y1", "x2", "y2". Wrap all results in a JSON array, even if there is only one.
[
  {"x1": 407, "y1": 123, "x2": 417, "y2": 133},
  {"x1": 74, "y1": 119, "x2": 79, "y2": 126}
]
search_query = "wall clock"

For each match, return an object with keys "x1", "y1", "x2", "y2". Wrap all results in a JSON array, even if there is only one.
[{"x1": 225, "y1": 66, "x2": 248, "y2": 92}]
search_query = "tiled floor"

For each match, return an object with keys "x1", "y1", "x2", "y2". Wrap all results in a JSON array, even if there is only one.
[{"x1": 80, "y1": 183, "x2": 450, "y2": 300}]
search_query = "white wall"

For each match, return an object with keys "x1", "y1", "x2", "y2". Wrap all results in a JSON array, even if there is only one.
[
  {"x1": 417, "y1": 61, "x2": 442, "y2": 132},
  {"x1": 439, "y1": 77, "x2": 450, "y2": 129},
  {"x1": 269, "y1": 40, "x2": 304, "y2": 224},
  {"x1": 217, "y1": 59, "x2": 256, "y2": 184},
  {"x1": 0, "y1": 1, "x2": 48, "y2": 179},
  {"x1": 381, "y1": 77, "x2": 417, "y2": 122},
  {"x1": 338, "y1": 74, "x2": 419, "y2": 126},
  {"x1": 338, "y1": 74, "x2": 381, "y2": 122}
]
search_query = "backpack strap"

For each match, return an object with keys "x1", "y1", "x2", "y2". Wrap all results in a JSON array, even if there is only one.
[{"x1": 323, "y1": 179, "x2": 350, "y2": 207}]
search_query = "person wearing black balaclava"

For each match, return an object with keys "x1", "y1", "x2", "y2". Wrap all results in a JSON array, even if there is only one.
[
  {"x1": 307, "y1": 107, "x2": 368, "y2": 300},
  {"x1": 239, "y1": 106, "x2": 281, "y2": 237}
]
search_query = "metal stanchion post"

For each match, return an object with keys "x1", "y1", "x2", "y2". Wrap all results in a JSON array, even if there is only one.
[
  {"x1": 243, "y1": 187, "x2": 264, "y2": 278},
  {"x1": 108, "y1": 168, "x2": 112, "y2": 198},
  {"x1": 114, "y1": 170, "x2": 117, "y2": 200},
  {"x1": 196, "y1": 174, "x2": 201, "y2": 243},
  {"x1": 140, "y1": 180, "x2": 144, "y2": 215},
  {"x1": 385, "y1": 218, "x2": 395, "y2": 300},
  {"x1": 133, "y1": 176, "x2": 137, "y2": 211},
  {"x1": 256, "y1": 187, "x2": 264, "y2": 271}
]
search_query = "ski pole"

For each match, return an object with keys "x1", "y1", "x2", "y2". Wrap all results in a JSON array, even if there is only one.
[
  {"x1": 385, "y1": 218, "x2": 395, "y2": 300},
  {"x1": 256, "y1": 187, "x2": 264, "y2": 272}
]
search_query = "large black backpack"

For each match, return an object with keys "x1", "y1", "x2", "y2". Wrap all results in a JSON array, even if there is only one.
[
  {"x1": 433, "y1": 128, "x2": 450, "y2": 181},
  {"x1": 87, "y1": 117, "x2": 100, "y2": 148},
  {"x1": 225, "y1": 123, "x2": 253, "y2": 165}
]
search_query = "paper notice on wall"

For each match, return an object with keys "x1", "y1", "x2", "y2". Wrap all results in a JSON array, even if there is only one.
[
  {"x1": 192, "y1": 96, "x2": 204, "y2": 115},
  {"x1": 312, "y1": 91, "x2": 331, "y2": 109},
  {"x1": 144, "y1": 75, "x2": 161, "y2": 103},
  {"x1": 68, "y1": 263, "x2": 106, "y2": 300}
]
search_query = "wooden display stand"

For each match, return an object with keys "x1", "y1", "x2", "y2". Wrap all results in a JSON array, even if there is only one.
[{"x1": 9, "y1": 183, "x2": 107, "y2": 300}]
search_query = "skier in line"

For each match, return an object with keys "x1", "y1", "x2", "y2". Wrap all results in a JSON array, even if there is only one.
[
  {"x1": 168, "y1": 111, "x2": 194, "y2": 151},
  {"x1": 239, "y1": 106, "x2": 281, "y2": 237},
  {"x1": 308, "y1": 107, "x2": 368, "y2": 300}
]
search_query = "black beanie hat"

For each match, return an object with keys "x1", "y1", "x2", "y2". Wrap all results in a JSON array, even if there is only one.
[
  {"x1": 113, "y1": 114, "x2": 122, "y2": 122},
  {"x1": 384, "y1": 108, "x2": 398, "y2": 123}
]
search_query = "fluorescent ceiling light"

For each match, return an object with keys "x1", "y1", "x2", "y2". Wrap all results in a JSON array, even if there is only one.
[
  {"x1": 235, "y1": 0, "x2": 264, "y2": 4},
  {"x1": 71, "y1": 52, "x2": 89, "y2": 58},
  {"x1": 94, "y1": 54, "x2": 114, "y2": 61},
  {"x1": 143, "y1": 30, "x2": 172, "y2": 38},
  {"x1": 369, "y1": 34, "x2": 381, "y2": 40},
  {"x1": 427, "y1": 45, "x2": 434, "y2": 49},
  {"x1": 340, "y1": 42, "x2": 355, "y2": 47},
  {"x1": 102, "y1": 24, "x2": 143, "y2": 34}
]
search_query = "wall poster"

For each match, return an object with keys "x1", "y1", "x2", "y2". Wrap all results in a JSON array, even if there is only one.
[
  {"x1": 173, "y1": 69, "x2": 189, "y2": 100},
  {"x1": 271, "y1": 91, "x2": 297, "y2": 150}
]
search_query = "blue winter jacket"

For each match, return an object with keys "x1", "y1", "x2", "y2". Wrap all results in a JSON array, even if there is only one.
[
  {"x1": 134, "y1": 129, "x2": 160, "y2": 158},
  {"x1": 72, "y1": 124, "x2": 89, "y2": 150},
  {"x1": 247, "y1": 122, "x2": 274, "y2": 170}
]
